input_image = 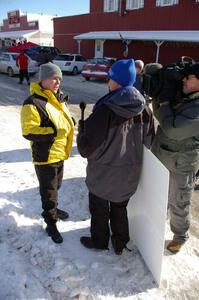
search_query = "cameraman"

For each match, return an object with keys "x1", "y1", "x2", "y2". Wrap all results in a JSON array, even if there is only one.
[{"x1": 151, "y1": 63, "x2": 199, "y2": 254}]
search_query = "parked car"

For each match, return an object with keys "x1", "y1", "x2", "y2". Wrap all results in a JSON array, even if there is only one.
[
  {"x1": 26, "y1": 46, "x2": 61, "y2": 65},
  {"x1": 0, "y1": 52, "x2": 39, "y2": 77},
  {"x1": 81, "y1": 57, "x2": 117, "y2": 81},
  {"x1": 7, "y1": 42, "x2": 39, "y2": 53},
  {"x1": 52, "y1": 53, "x2": 87, "y2": 75}
]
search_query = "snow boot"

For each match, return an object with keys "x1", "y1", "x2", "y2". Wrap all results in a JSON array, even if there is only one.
[
  {"x1": 46, "y1": 223, "x2": 63, "y2": 244},
  {"x1": 80, "y1": 236, "x2": 108, "y2": 250},
  {"x1": 195, "y1": 171, "x2": 199, "y2": 190},
  {"x1": 57, "y1": 208, "x2": 69, "y2": 221},
  {"x1": 194, "y1": 184, "x2": 199, "y2": 190},
  {"x1": 167, "y1": 240, "x2": 184, "y2": 254}
]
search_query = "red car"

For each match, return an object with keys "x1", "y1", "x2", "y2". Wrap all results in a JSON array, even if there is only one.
[{"x1": 81, "y1": 57, "x2": 117, "y2": 81}]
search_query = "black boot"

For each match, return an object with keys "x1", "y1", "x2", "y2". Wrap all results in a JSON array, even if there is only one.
[
  {"x1": 46, "y1": 223, "x2": 63, "y2": 243},
  {"x1": 80, "y1": 236, "x2": 108, "y2": 250},
  {"x1": 57, "y1": 208, "x2": 69, "y2": 221},
  {"x1": 111, "y1": 236, "x2": 124, "y2": 255}
]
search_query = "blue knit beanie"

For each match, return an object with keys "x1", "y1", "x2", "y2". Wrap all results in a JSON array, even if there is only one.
[{"x1": 108, "y1": 59, "x2": 136, "y2": 87}]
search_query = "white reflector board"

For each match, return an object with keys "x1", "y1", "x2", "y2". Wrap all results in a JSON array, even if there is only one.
[{"x1": 128, "y1": 146, "x2": 169, "y2": 285}]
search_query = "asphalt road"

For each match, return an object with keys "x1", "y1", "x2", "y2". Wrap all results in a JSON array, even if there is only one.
[{"x1": 0, "y1": 71, "x2": 198, "y2": 239}]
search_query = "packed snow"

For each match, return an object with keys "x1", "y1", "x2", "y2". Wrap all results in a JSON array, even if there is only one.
[{"x1": 0, "y1": 103, "x2": 199, "y2": 300}]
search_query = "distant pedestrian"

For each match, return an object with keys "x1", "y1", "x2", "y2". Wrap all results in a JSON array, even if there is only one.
[
  {"x1": 134, "y1": 59, "x2": 144, "y2": 94},
  {"x1": 16, "y1": 50, "x2": 30, "y2": 85}
]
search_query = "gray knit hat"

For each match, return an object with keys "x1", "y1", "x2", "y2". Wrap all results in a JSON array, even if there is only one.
[{"x1": 39, "y1": 62, "x2": 62, "y2": 81}]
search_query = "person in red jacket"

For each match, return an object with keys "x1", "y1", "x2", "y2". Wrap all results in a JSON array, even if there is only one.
[{"x1": 16, "y1": 50, "x2": 30, "y2": 85}]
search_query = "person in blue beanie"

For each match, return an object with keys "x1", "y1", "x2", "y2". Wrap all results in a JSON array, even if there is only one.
[{"x1": 77, "y1": 59, "x2": 154, "y2": 255}]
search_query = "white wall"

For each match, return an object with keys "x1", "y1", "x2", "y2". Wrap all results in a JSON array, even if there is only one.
[
  {"x1": 26, "y1": 13, "x2": 55, "y2": 33},
  {"x1": 26, "y1": 13, "x2": 56, "y2": 45},
  {"x1": 27, "y1": 31, "x2": 54, "y2": 46}
]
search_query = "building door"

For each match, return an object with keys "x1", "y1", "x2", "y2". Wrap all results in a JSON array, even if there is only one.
[{"x1": 95, "y1": 40, "x2": 104, "y2": 58}]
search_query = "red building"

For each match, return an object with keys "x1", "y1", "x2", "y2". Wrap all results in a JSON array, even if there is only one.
[{"x1": 53, "y1": 0, "x2": 199, "y2": 64}]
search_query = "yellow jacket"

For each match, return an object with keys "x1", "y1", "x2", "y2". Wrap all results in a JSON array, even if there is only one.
[{"x1": 21, "y1": 82, "x2": 74, "y2": 165}]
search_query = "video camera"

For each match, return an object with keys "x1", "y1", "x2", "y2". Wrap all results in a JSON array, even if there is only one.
[{"x1": 142, "y1": 56, "x2": 195, "y2": 101}]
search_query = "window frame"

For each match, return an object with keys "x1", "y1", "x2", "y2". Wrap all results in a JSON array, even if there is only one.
[
  {"x1": 104, "y1": 0, "x2": 119, "y2": 12},
  {"x1": 156, "y1": 0, "x2": 179, "y2": 7},
  {"x1": 126, "y1": 0, "x2": 144, "y2": 10}
]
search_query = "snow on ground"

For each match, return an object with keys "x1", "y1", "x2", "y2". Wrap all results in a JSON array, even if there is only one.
[{"x1": 0, "y1": 104, "x2": 199, "y2": 300}]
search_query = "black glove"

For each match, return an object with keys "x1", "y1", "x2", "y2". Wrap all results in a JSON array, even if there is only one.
[{"x1": 78, "y1": 120, "x2": 85, "y2": 132}]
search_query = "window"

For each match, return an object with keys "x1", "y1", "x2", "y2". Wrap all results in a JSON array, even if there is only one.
[
  {"x1": 2, "y1": 54, "x2": 10, "y2": 61},
  {"x1": 104, "y1": 0, "x2": 119, "y2": 12},
  {"x1": 156, "y1": 0, "x2": 179, "y2": 6},
  {"x1": 126, "y1": 0, "x2": 144, "y2": 10},
  {"x1": 75, "y1": 55, "x2": 87, "y2": 62},
  {"x1": 11, "y1": 54, "x2": 18, "y2": 61},
  {"x1": 54, "y1": 55, "x2": 74, "y2": 61}
]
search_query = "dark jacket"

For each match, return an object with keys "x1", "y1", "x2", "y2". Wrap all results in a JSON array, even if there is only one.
[
  {"x1": 134, "y1": 74, "x2": 144, "y2": 94},
  {"x1": 151, "y1": 91, "x2": 199, "y2": 173},
  {"x1": 77, "y1": 86, "x2": 154, "y2": 202}
]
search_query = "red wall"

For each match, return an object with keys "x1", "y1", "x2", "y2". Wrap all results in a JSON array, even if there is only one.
[
  {"x1": 90, "y1": 0, "x2": 103, "y2": 13},
  {"x1": 88, "y1": 0, "x2": 199, "y2": 30},
  {"x1": 54, "y1": 0, "x2": 199, "y2": 64},
  {"x1": 103, "y1": 40, "x2": 156, "y2": 62}
]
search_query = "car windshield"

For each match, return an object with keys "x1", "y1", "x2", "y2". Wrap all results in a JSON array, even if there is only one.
[
  {"x1": 26, "y1": 48, "x2": 38, "y2": 53},
  {"x1": 88, "y1": 58, "x2": 115, "y2": 65},
  {"x1": 54, "y1": 55, "x2": 74, "y2": 61}
]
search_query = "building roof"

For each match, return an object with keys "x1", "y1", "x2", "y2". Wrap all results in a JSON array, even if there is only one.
[
  {"x1": 74, "y1": 31, "x2": 199, "y2": 42},
  {"x1": 0, "y1": 30, "x2": 39, "y2": 39}
]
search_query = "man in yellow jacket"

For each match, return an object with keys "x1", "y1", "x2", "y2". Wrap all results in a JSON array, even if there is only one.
[{"x1": 21, "y1": 62, "x2": 74, "y2": 243}]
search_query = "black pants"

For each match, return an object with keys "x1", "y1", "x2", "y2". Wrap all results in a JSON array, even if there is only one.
[
  {"x1": 19, "y1": 69, "x2": 30, "y2": 84},
  {"x1": 35, "y1": 161, "x2": 64, "y2": 224},
  {"x1": 89, "y1": 192, "x2": 130, "y2": 249}
]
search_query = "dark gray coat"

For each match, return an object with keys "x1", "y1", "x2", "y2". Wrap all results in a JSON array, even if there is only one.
[
  {"x1": 77, "y1": 87, "x2": 154, "y2": 202},
  {"x1": 151, "y1": 91, "x2": 199, "y2": 173}
]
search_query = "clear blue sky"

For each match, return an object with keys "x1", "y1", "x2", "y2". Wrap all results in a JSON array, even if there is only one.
[{"x1": 0, "y1": 0, "x2": 90, "y2": 23}]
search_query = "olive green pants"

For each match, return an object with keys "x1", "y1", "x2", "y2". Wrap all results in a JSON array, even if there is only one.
[{"x1": 168, "y1": 171, "x2": 195, "y2": 244}]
